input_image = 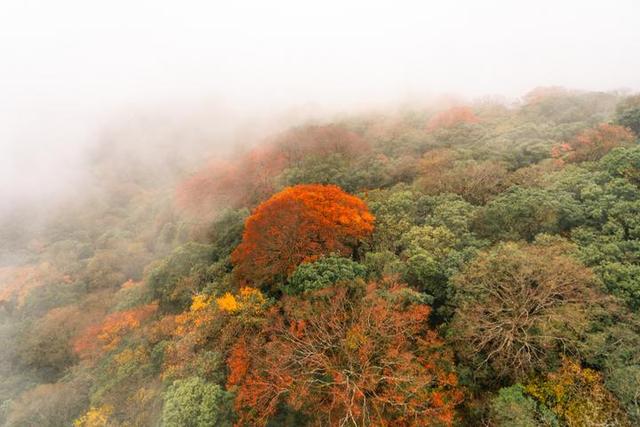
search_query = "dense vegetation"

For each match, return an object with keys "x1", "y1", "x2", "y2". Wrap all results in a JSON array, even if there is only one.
[{"x1": 1, "y1": 88, "x2": 640, "y2": 426}]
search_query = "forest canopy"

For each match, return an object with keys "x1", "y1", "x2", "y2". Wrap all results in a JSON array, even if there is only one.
[{"x1": 1, "y1": 88, "x2": 640, "y2": 426}]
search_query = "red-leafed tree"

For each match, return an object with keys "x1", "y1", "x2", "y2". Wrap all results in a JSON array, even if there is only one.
[
  {"x1": 551, "y1": 123, "x2": 635, "y2": 163},
  {"x1": 426, "y1": 106, "x2": 480, "y2": 131},
  {"x1": 227, "y1": 279, "x2": 463, "y2": 426},
  {"x1": 231, "y1": 184, "x2": 374, "y2": 288}
]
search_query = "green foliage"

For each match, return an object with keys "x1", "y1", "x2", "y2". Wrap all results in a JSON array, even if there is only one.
[
  {"x1": 4, "y1": 91, "x2": 640, "y2": 426},
  {"x1": 423, "y1": 193, "x2": 478, "y2": 235},
  {"x1": 161, "y1": 377, "x2": 233, "y2": 427},
  {"x1": 615, "y1": 95, "x2": 640, "y2": 136},
  {"x1": 605, "y1": 366, "x2": 640, "y2": 423},
  {"x1": 365, "y1": 188, "x2": 429, "y2": 252},
  {"x1": 400, "y1": 225, "x2": 480, "y2": 314},
  {"x1": 207, "y1": 208, "x2": 249, "y2": 261},
  {"x1": 147, "y1": 243, "x2": 215, "y2": 312},
  {"x1": 285, "y1": 256, "x2": 366, "y2": 295},
  {"x1": 490, "y1": 384, "x2": 558, "y2": 427},
  {"x1": 474, "y1": 186, "x2": 583, "y2": 241},
  {"x1": 601, "y1": 145, "x2": 640, "y2": 185},
  {"x1": 362, "y1": 250, "x2": 407, "y2": 281}
]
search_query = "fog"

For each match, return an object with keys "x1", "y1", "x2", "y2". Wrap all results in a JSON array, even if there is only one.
[{"x1": 1, "y1": 0, "x2": 640, "y2": 211}]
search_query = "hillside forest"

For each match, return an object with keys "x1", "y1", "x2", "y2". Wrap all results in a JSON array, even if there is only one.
[{"x1": 1, "y1": 87, "x2": 640, "y2": 426}]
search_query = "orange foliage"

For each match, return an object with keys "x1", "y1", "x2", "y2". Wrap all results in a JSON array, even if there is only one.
[
  {"x1": 226, "y1": 340, "x2": 249, "y2": 388},
  {"x1": 73, "y1": 303, "x2": 157, "y2": 359},
  {"x1": 231, "y1": 184, "x2": 375, "y2": 287},
  {"x1": 176, "y1": 125, "x2": 369, "y2": 214},
  {"x1": 0, "y1": 263, "x2": 65, "y2": 309},
  {"x1": 229, "y1": 281, "x2": 463, "y2": 426},
  {"x1": 162, "y1": 289, "x2": 268, "y2": 380},
  {"x1": 426, "y1": 106, "x2": 480, "y2": 131},
  {"x1": 552, "y1": 123, "x2": 635, "y2": 163}
]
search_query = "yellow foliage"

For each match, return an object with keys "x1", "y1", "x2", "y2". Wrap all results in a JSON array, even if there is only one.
[
  {"x1": 73, "y1": 405, "x2": 113, "y2": 427},
  {"x1": 525, "y1": 358, "x2": 629, "y2": 427},
  {"x1": 216, "y1": 293, "x2": 239, "y2": 312},
  {"x1": 113, "y1": 346, "x2": 148, "y2": 366},
  {"x1": 216, "y1": 287, "x2": 265, "y2": 313},
  {"x1": 190, "y1": 294, "x2": 211, "y2": 311}
]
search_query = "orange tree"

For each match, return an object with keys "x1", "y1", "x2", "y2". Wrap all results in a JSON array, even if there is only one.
[
  {"x1": 231, "y1": 184, "x2": 374, "y2": 289},
  {"x1": 227, "y1": 279, "x2": 463, "y2": 426}
]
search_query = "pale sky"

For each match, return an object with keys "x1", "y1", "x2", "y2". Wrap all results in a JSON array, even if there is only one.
[{"x1": 1, "y1": 0, "x2": 640, "y2": 207}]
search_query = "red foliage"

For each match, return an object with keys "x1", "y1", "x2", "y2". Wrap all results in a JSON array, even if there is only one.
[
  {"x1": 73, "y1": 303, "x2": 158, "y2": 359},
  {"x1": 176, "y1": 125, "x2": 369, "y2": 214},
  {"x1": 552, "y1": 123, "x2": 635, "y2": 163},
  {"x1": 426, "y1": 106, "x2": 480, "y2": 131},
  {"x1": 231, "y1": 184, "x2": 374, "y2": 287},
  {"x1": 228, "y1": 281, "x2": 463, "y2": 426}
]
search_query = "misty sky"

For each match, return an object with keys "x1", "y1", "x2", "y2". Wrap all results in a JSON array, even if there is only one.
[{"x1": 1, "y1": 0, "x2": 640, "y2": 207}]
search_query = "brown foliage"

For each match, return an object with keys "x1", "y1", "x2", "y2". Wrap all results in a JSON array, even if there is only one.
[
  {"x1": 228, "y1": 280, "x2": 463, "y2": 426},
  {"x1": 451, "y1": 240, "x2": 601, "y2": 379},
  {"x1": 418, "y1": 158, "x2": 510, "y2": 205},
  {"x1": 5, "y1": 378, "x2": 90, "y2": 427},
  {"x1": 426, "y1": 106, "x2": 480, "y2": 131},
  {"x1": 231, "y1": 184, "x2": 374, "y2": 288}
]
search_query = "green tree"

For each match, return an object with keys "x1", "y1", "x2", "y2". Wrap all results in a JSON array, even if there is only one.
[
  {"x1": 161, "y1": 377, "x2": 233, "y2": 427},
  {"x1": 615, "y1": 95, "x2": 640, "y2": 136},
  {"x1": 474, "y1": 186, "x2": 583, "y2": 241},
  {"x1": 490, "y1": 384, "x2": 558, "y2": 427},
  {"x1": 285, "y1": 256, "x2": 366, "y2": 295},
  {"x1": 147, "y1": 243, "x2": 215, "y2": 312}
]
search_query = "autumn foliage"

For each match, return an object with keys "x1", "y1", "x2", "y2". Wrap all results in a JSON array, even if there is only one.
[
  {"x1": 73, "y1": 303, "x2": 158, "y2": 359},
  {"x1": 231, "y1": 184, "x2": 374, "y2": 287},
  {"x1": 227, "y1": 280, "x2": 462, "y2": 426},
  {"x1": 552, "y1": 123, "x2": 635, "y2": 163},
  {"x1": 426, "y1": 106, "x2": 480, "y2": 131},
  {"x1": 176, "y1": 125, "x2": 369, "y2": 214},
  {"x1": 451, "y1": 241, "x2": 599, "y2": 378}
]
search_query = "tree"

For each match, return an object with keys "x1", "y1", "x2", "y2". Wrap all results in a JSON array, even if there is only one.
[
  {"x1": 147, "y1": 243, "x2": 215, "y2": 311},
  {"x1": 5, "y1": 379, "x2": 90, "y2": 427},
  {"x1": 418, "y1": 160, "x2": 510, "y2": 205},
  {"x1": 426, "y1": 106, "x2": 480, "y2": 131},
  {"x1": 231, "y1": 184, "x2": 374, "y2": 289},
  {"x1": 525, "y1": 359, "x2": 630, "y2": 426},
  {"x1": 284, "y1": 255, "x2": 366, "y2": 295},
  {"x1": 601, "y1": 145, "x2": 640, "y2": 186},
  {"x1": 364, "y1": 188, "x2": 427, "y2": 253},
  {"x1": 552, "y1": 123, "x2": 635, "y2": 163},
  {"x1": 615, "y1": 95, "x2": 640, "y2": 136},
  {"x1": 73, "y1": 303, "x2": 157, "y2": 360},
  {"x1": 490, "y1": 384, "x2": 557, "y2": 427},
  {"x1": 450, "y1": 239, "x2": 600, "y2": 379},
  {"x1": 228, "y1": 279, "x2": 463, "y2": 426},
  {"x1": 400, "y1": 225, "x2": 480, "y2": 316},
  {"x1": 161, "y1": 377, "x2": 234, "y2": 427},
  {"x1": 207, "y1": 208, "x2": 250, "y2": 261},
  {"x1": 176, "y1": 125, "x2": 369, "y2": 213},
  {"x1": 473, "y1": 186, "x2": 583, "y2": 242}
]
